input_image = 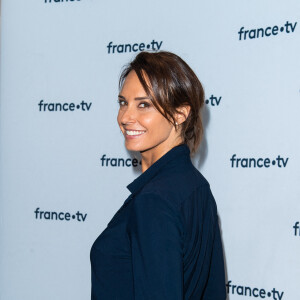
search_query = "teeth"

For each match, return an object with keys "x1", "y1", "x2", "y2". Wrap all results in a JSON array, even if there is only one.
[{"x1": 126, "y1": 130, "x2": 145, "y2": 136}]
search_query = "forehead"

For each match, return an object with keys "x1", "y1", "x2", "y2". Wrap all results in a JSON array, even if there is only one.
[
  {"x1": 121, "y1": 70, "x2": 153, "y2": 97},
  {"x1": 121, "y1": 70, "x2": 143, "y2": 92}
]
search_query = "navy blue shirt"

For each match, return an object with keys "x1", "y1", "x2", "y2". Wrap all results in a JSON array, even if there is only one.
[{"x1": 90, "y1": 144, "x2": 226, "y2": 299}]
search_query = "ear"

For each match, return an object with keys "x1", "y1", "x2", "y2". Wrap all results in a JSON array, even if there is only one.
[{"x1": 175, "y1": 105, "x2": 191, "y2": 125}]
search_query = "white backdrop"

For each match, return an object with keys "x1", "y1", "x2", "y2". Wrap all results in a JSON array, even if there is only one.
[{"x1": 0, "y1": 1, "x2": 299, "y2": 299}]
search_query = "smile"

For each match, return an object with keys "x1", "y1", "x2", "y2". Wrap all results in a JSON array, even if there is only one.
[{"x1": 125, "y1": 130, "x2": 146, "y2": 136}]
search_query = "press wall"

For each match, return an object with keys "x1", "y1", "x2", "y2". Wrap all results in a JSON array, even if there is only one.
[{"x1": 0, "y1": 1, "x2": 299, "y2": 299}]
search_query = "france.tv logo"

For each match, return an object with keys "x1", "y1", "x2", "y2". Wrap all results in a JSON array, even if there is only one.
[
  {"x1": 230, "y1": 154, "x2": 289, "y2": 168},
  {"x1": 107, "y1": 40, "x2": 163, "y2": 54}
]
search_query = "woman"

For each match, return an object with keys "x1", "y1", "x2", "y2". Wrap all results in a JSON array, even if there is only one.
[{"x1": 90, "y1": 51, "x2": 226, "y2": 299}]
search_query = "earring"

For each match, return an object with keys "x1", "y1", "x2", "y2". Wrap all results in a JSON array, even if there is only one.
[{"x1": 175, "y1": 122, "x2": 178, "y2": 125}]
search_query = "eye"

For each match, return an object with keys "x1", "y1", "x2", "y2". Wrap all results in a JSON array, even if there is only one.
[
  {"x1": 138, "y1": 102, "x2": 150, "y2": 108},
  {"x1": 117, "y1": 99, "x2": 127, "y2": 106}
]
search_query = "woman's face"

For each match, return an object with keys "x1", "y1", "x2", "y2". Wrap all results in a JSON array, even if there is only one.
[{"x1": 117, "y1": 70, "x2": 178, "y2": 155}]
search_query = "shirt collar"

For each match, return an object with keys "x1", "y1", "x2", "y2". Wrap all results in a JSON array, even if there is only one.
[{"x1": 127, "y1": 143, "x2": 190, "y2": 196}]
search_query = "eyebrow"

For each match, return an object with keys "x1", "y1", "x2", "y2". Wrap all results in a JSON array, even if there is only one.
[{"x1": 118, "y1": 95, "x2": 151, "y2": 101}]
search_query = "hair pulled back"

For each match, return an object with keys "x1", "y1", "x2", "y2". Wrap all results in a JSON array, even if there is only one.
[{"x1": 119, "y1": 51, "x2": 205, "y2": 154}]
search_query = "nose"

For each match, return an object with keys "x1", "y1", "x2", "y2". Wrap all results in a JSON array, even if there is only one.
[{"x1": 118, "y1": 104, "x2": 137, "y2": 126}]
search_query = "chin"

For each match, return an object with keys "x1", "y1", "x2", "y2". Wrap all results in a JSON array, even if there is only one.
[
  {"x1": 124, "y1": 141, "x2": 150, "y2": 153},
  {"x1": 124, "y1": 142, "x2": 142, "y2": 152}
]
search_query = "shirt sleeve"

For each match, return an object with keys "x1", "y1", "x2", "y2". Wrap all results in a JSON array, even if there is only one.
[
  {"x1": 181, "y1": 183, "x2": 226, "y2": 300},
  {"x1": 127, "y1": 192, "x2": 183, "y2": 299},
  {"x1": 202, "y1": 187, "x2": 226, "y2": 300}
]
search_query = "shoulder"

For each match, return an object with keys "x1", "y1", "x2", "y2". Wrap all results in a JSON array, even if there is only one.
[
  {"x1": 131, "y1": 191, "x2": 179, "y2": 216},
  {"x1": 140, "y1": 159, "x2": 211, "y2": 208}
]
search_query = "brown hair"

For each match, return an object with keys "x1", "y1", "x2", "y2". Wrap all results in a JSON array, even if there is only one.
[{"x1": 119, "y1": 51, "x2": 205, "y2": 154}]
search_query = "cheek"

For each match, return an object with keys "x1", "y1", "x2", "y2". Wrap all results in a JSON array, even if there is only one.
[{"x1": 142, "y1": 113, "x2": 172, "y2": 133}]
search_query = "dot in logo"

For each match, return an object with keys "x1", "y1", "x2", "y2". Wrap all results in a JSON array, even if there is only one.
[
  {"x1": 76, "y1": 105, "x2": 80, "y2": 109},
  {"x1": 147, "y1": 44, "x2": 150, "y2": 49},
  {"x1": 267, "y1": 292, "x2": 271, "y2": 297},
  {"x1": 280, "y1": 27, "x2": 284, "y2": 32},
  {"x1": 72, "y1": 215, "x2": 75, "y2": 219},
  {"x1": 272, "y1": 160, "x2": 276, "y2": 165},
  {"x1": 205, "y1": 100, "x2": 209, "y2": 104}
]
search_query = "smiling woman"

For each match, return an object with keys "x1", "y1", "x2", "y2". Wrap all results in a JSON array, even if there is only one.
[
  {"x1": 90, "y1": 51, "x2": 226, "y2": 300},
  {"x1": 117, "y1": 70, "x2": 183, "y2": 172},
  {"x1": 117, "y1": 51, "x2": 204, "y2": 172}
]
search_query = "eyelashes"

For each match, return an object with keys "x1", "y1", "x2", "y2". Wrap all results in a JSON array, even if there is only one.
[
  {"x1": 139, "y1": 102, "x2": 150, "y2": 108},
  {"x1": 117, "y1": 99, "x2": 151, "y2": 109},
  {"x1": 117, "y1": 99, "x2": 126, "y2": 106}
]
